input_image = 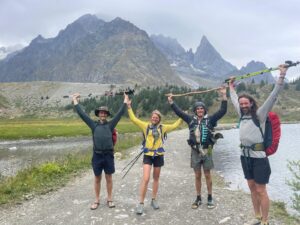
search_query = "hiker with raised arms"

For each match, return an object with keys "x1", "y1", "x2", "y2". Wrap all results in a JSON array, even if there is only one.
[
  {"x1": 124, "y1": 95, "x2": 182, "y2": 215},
  {"x1": 167, "y1": 86, "x2": 227, "y2": 209},
  {"x1": 72, "y1": 93, "x2": 127, "y2": 210},
  {"x1": 228, "y1": 64, "x2": 289, "y2": 225}
]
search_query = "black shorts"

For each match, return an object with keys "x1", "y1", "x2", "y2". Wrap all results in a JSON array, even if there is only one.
[
  {"x1": 240, "y1": 156, "x2": 271, "y2": 184},
  {"x1": 143, "y1": 155, "x2": 164, "y2": 167},
  {"x1": 92, "y1": 152, "x2": 115, "y2": 176}
]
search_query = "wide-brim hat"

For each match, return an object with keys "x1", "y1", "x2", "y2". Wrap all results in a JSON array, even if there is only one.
[{"x1": 95, "y1": 106, "x2": 111, "y2": 117}]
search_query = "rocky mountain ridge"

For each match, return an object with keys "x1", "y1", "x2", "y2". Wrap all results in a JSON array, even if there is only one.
[{"x1": 0, "y1": 14, "x2": 183, "y2": 86}]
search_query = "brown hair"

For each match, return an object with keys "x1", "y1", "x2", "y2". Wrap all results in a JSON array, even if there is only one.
[{"x1": 238, "y1": 93, "x2": 258, "y2": 118}]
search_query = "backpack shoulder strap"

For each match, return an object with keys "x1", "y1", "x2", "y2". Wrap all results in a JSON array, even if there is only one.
[
  {"x1": 252, "y1": 115, "x2": 264, "y2": 139},
  {"x1": 142, "y1": 125, "x2": 150, "y2": 147},
  {"x1": 159, "y1": 124, "x2": 167, "y2": 143}
]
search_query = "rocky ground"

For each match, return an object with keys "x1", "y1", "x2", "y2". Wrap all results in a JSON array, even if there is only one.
[{"x1": 0, "y1": 129, "x2": 289, "y2": 225}]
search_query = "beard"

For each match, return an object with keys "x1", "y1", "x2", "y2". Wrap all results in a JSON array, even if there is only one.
[{"x1": 241, "y1": 107, "x2": 250, "y2": 115}]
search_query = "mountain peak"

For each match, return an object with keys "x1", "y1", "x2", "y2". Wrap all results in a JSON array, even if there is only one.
[
  {"x1": 30, "y1": 35, "x2": 48, "y2": 44},
  {"x1": 73, "y1": 14, "x2": 102, "y2": 26},
  {"x1": 193, "y1": 35, "x2": 236, "y2": 77},
  {"x1": 239, "y1": 60, "x2": 275, "y2": 83},
  {"x1": 200, "y1": 35, "x2": 209, "y2": 43},
  {"x1": 106, "y1": 17, "x2": 145, "y2": 36}
]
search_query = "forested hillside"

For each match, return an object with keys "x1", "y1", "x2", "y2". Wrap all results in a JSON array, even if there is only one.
[{"x1": 67, "y1": 81, "x2": 300, "y2": 122}]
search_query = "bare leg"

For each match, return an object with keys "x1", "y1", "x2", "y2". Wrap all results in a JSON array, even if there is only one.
[
  {"x1": 194, "y1": 169, "x2": 202, "y2": 195},
  {"x1": 256, "y1": 183, "x2": 269, "y2": 223},
  {"x1": 139, "y1": 164, "x2": 151, "y2": 203},
  {"x1": 204, "y1": 169, "x2": 212, "y2": 195},
  {"x1": 94, "y1": 175, "x2": 101, "y2": 203},
  {"x1": 152, "y1": 166, "x2": 161, "y2": 199},
  {"x1": 105, "y1": 174, "x2": 113, "y2": 201},
  {"x1": 247, "y1": 179, "x2": 261, "y2": 218}
]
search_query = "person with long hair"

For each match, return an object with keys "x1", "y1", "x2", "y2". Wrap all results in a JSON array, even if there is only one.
[
  {"x1": 229, "y1": 64, "x2": 288, "y2": 225},
  {"x1": 124, "y1": 96, "x2": 182, "y2": 215}
]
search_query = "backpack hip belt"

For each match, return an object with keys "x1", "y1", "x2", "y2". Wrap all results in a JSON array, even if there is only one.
[
  {"x1": 143, "y1": 147, "x2": 165, "y2": 156},
  {"x1": 94, "y1": 149, "x2": 113, "y2": 154},
  {"x1": 240, "y1": 143, "x2": 264, "y2": 151}
]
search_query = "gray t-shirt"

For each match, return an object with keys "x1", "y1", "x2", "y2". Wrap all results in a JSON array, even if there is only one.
[{"x1": 230, "y1": 84, "x2": 283, "y2": 158}]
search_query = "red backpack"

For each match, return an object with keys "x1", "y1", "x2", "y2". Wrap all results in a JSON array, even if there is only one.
[
  {"x1": 112, "y1": 128, "x2": 118, "y2": 146},
  {"x1": 253, "y1": 112, "x2": 281, "y2": 156}
]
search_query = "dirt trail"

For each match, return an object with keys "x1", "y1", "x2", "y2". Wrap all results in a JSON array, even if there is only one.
[{"x1": 0, "y1": 129, "x2": 286, "y2": 225}]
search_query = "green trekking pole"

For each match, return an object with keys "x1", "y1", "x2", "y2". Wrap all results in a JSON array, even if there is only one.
[{"x1": 224, "y1": 60, "x2": 300, "y2": 83}]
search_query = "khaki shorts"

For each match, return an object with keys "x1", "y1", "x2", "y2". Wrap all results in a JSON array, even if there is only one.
[{"x1": 191, "y1": 148, "x2": 214, "y2": 171}]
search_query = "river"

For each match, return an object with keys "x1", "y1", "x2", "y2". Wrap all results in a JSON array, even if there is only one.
[{"x1": 213, "y1": 123, "x2": 300, "y2": 214}]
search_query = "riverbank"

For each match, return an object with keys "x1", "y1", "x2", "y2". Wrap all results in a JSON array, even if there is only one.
[{"x1": 0, "y1": 129, "x2": 298, "y2": 225}]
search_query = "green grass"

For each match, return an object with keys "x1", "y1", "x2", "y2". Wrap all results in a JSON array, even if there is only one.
[
  {"x1": 0, "y1": 94, "x2": 9, "y2": 108},
  {"x1": 270, "y1": 201, "x2": 300, "y2": 225},
  {"x1": 0, "y1": 118, "x2": 184, "y2": 140},
  {"x1": 0, "y1": 132, "x2": 142, "y2": 205},
  {"x1": 0, "y1": 153, "x2": 91, "y2": 205}
]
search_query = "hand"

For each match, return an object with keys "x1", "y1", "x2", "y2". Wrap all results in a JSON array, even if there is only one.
[
  {"x1": 124, "y1": 94, "x2": 132, "y2": 108},
  {"x1": 167, "y1": 94, "x2": 173, "y2": 104},
  {"x1": 72, "y1": 93, "x2": 80, "y2": 105},
  {"x1": 228, "y1": 76, "x2": 235, "y2": 89},
  {"x1": 278, "y1": 64, "x2": 288, "y2": 77},
  {"x1": 229, "y1": 76, "x2": 235, "y2": 84},
  {"x1": 219, "y1": 85, "x2": 227, "y2": 95}
]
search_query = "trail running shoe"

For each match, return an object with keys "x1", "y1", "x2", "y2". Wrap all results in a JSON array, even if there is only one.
[
  {"x1": 191, "y1": 198, "x2": 202, "y2": 209},
  {"x1": 207, "y1": 198, "x2": 215, "y2": 209},
  {"x1": 136, "y1": 203, "x2": 144, "y2": 215},
  {"x1": 151, "y1": 199, "x2": 159, "y2": 209}
]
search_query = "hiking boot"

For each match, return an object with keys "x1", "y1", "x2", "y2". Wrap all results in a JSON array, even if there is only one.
[
  {"x1": 136, "y1": 203, "x2": 144, "y2": 215},
  {"x1": 207, "y1": 198, "x2": 215, "y2": 209},
  {"x1": 151, "y1": 199, "x2": 159, "y2": 210},
  {"x1": 243, "y1": 217, "x2": 261, "y2": 225},
  {"x1": 191, "y1": 198, "x2": 202, "y2": 209}
]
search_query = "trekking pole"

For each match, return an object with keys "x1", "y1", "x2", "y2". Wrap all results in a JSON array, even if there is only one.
[
  {"x1": 121, "y1": 150, "x2": 143, "y2": 172},
  {"x1": 165, "y1": 87, "x2": 222, "y2": 97},
  {"x1": 165, "y1": 60, "x2": 299, "y2": 98},
  {"x1": 224, "y1": 60, "x2": 300, "y2": 83},
  {"x1": 122, "y1": 151, "x2": 143, "y2": 179}
]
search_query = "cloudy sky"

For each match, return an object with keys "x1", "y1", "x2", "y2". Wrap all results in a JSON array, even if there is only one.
[{"x1": 0, "y1": 0, "x2": 299, "y2": 77}]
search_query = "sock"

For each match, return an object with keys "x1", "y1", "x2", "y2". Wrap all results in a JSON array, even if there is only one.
[
  {"x1": 207, "y1": 194, "x2": 212, "y2": 201},
  {"x1": 261, "y1": 221, "x2": 268, "y2": 225},
  {"x1": 196, "y1": 195, "x2": 201, "y2": 201}
]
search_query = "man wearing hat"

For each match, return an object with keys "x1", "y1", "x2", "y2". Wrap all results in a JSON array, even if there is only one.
[
  {"x1": 72, "y1": 93, "x2": 127, "y2": 210},
  {"x1": 168, "y1": 86, "x2": 227, "y2": 209}
]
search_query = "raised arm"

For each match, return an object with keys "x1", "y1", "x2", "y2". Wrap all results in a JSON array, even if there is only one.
[
  {"x1": 162, "y1": 118, "x2": 182, "y2": 133},
  {"x1": 72, "y1": 93, "x2": 95, "y2": 129},
  {"x1": 229, "y1": 78, "x2": 241, "y2": 117},
  {"x1": 209, "y1": 86, "x2": 228, "y2": 126},
  {"x1": 168, "y1": 95, "x2": 191, "y2": 123},
  {"x1": 125, "y1": 95, "x2": 148, "y2": 131},
  {"x1": 257, "y1": 64, "x2": 288, "y2": 122},
  {"x1": 109, "y1": 94, "x2": 127, "y2": 129}
]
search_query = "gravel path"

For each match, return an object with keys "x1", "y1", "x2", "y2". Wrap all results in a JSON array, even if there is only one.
[{"x1": 0, "y1": 129, "x2": 286, "y2": 225}]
